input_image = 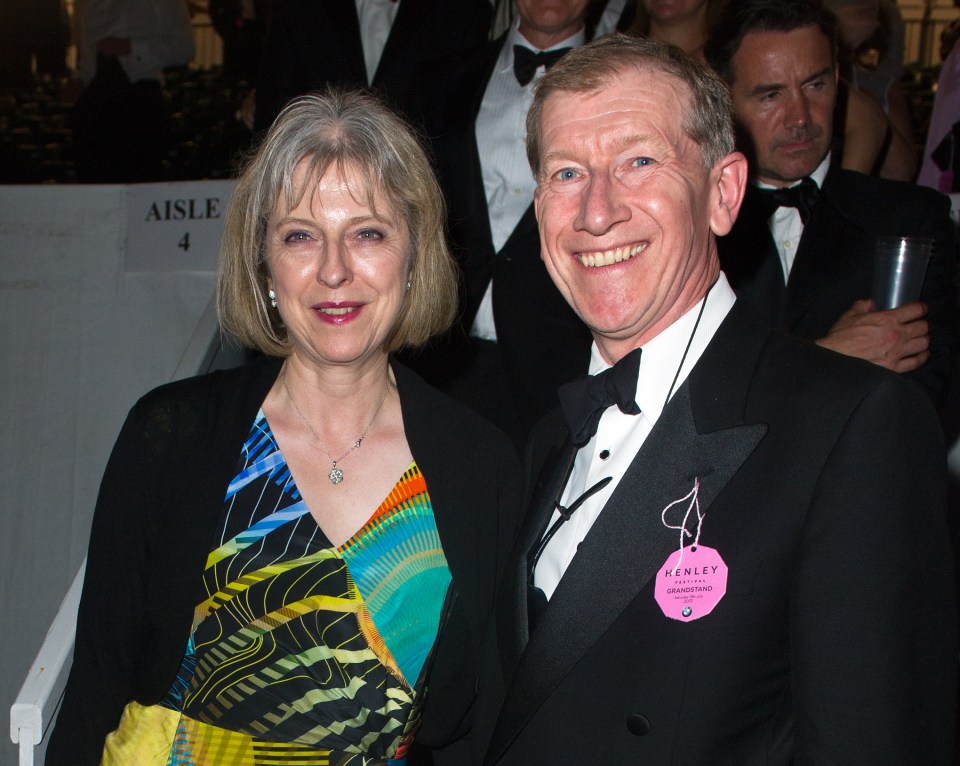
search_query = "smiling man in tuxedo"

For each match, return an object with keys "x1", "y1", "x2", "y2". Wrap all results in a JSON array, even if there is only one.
[{"x1": 472, "y1": 33, "x2": 957, "y2": 764}]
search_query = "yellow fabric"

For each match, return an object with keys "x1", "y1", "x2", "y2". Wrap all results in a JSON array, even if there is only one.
[
  {"x1": 102, "y1": 701, "x2": 341, "y2": 765},
  {"x1": 101, "y1": 702, "x2": 181, "y2": 766}
]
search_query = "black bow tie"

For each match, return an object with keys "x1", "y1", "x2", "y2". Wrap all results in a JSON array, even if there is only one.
[
  {"x1": 558, "y1": 348, "x2": 642, "y2": 447},
  {"x1": 513, "y1": 45, "x2": 571, "y2": 86},
  {"x1": 753, "y1": 177, "x2": 820, "y2": 224}
]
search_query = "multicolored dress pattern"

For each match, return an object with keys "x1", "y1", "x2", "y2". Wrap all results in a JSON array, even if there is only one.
[{"x1": 101, "y1": 411, "x2": 451, "y2": 766}]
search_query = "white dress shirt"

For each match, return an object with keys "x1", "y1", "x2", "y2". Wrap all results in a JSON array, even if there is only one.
[
  {"x1": 354, "y1": 0, "x2": 401, "y2": 84},
  {"x1": 470, "y1": 21, "x2": 585, "y2": 341},
  {"x1": 534, "y1": 274, "x2": 737, "y2": 599},
  {"x1": 77, "y1": 0, "x2": 195, "y2": 85},
  {"x1": 761, "y1": 153, "x2": 830, "y2": 281}
]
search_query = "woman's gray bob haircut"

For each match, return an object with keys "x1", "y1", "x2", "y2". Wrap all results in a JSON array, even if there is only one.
[{"x1": 218, "y1": 88, "x2": 457, "y2": 357}]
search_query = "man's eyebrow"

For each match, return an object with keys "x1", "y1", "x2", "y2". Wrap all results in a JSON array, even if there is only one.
[
  {"x1": 748, "y1": 66, "x2": 833, "y2": 96},
  {"x1": 616, "y1": 133, "x2": 656, "y2": 151},
  {"x1": 540, "y1": 149, "x2": 577, "y2": 168},
  {"x1": 748, "y1": 81, "x2": 784, "y2": 97},
  {"x1": 801, "y1": 66, "x2": 834, "y2": 86},
  {"x1": 541, "y1": 134, "x2": 658, "y2": 167}
]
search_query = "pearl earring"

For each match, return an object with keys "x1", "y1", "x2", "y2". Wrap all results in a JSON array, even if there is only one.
[{"x1": 268, "y1": 289, "x2": 277, "y2": 308}]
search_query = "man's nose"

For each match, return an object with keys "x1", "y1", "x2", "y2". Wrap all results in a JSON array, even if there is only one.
[
  {"x1": 784, "y1": 91, "x2": 812, "y2": 129},
  {"x1": 574, "y1": 172, "x2": 631, "y2": 235}
]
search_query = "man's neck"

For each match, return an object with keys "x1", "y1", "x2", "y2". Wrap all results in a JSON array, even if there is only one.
[
  {"x1": 517, "y1": 20, "x2": 585, "y2": 50},
  {"x1": 755, "y1": 152, "x2": 832, "y2": 189}
]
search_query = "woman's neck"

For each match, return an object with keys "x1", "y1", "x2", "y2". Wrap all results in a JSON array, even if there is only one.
[
  {"x1": 649, "y1": 12, "x2": 708, "y2": 59},
  {"x1": 279, "y1": 351, "x2": 395, "y2": 433}
]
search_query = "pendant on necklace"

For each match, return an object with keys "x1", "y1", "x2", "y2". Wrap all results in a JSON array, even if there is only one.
[{"x1": 329, "y1": 465, "x2": 344, "y2": 484}]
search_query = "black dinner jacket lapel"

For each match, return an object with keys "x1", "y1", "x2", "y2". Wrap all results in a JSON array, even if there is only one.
[
  {"x1": 781, "y1": 166, "x2": 873, "y2": 332},
  {"x1": 486, "y1": 300, "x2": 769, "y2": 764},
  {"x1": 429, "y1": 35, "x2": 526, "y2": 323},
  {"x1": 324, "y1": 1, "x2": 367, "y2": 83},
  {"x1": 718, "y1": 186, "x2": 787, "y2": 325}
]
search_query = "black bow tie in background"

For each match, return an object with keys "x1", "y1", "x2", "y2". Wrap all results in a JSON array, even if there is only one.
[
  {"x1": 754, "y1": 176, "x2": 820, "y2": 224},
  {"x1": 513, "y1": 45, "x2": 571, "y2": 86},
  {"x1": 558, "y1": 347, "x2": 642, "y2": 447}
]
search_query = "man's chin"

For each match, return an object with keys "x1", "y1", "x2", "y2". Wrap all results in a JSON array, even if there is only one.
[{"x1": 766, "y1": 148, "x2": 826, "y2": 183}]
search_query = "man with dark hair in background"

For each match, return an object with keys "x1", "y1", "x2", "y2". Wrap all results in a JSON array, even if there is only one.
[{"x1": 705, "y1": 0, "x2": 958, "y2": 407}]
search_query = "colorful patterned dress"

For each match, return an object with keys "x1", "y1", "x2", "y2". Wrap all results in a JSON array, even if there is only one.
[{"x1": 101, "y1": 411, "x2": 452, "y2": 766}]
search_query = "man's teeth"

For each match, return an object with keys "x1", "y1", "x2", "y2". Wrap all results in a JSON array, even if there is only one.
[
  {"x1": 578, "y1": 243, "x2": 646, "y2": 267},
  {"x1": 319, "y1": 306, "x2": 355, "y2": 315}
]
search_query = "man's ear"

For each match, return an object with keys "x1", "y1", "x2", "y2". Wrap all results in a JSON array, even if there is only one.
[
  {"x1": 709, "y1": 151, "x2": 748, "y2": 237},
  {"x1": 533, "y1": 184, "x2": 546, "y2": 262}
]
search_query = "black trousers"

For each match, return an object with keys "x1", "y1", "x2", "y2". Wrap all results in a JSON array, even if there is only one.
[{"x1": 72, "y1": 54, "x2": 168, "y2": 183}]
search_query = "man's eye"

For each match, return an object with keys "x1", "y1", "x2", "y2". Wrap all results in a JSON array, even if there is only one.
[
  {"x1": 631, "y1": 157, "x2": 655, "y2": 167},
  {"x1": 555, "y1": 168, "x2": 579, "y2": 182}
]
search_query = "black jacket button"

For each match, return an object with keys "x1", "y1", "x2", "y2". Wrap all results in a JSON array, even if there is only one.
[{"x1": 626, "y1": 713, "x2": 651, "y2": 736}]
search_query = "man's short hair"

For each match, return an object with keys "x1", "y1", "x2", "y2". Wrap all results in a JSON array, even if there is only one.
[
  {"x1": 704, "y1": 0, "x2": 839, "y2": 85},
  {"x1": 526, "y1": 34, "x2": 735, "y2": 177},
  {"x1": 217, "y1": 88, "x2": 457, "y2": 356}
]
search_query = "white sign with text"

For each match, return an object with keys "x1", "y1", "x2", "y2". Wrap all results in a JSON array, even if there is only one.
[{"x1": 125, "y1": 180, "x2": 237, "y2": 272}]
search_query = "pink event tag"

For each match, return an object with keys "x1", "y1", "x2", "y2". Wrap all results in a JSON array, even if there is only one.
[{"x1": 654, "y1": 545, "x2": 727, "y2": 622}]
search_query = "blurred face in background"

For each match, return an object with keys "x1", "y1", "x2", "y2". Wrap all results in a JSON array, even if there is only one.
[
  {"x1": 642, "y1": 0, "x2": 708, "y2": 25},
  {"x1": 516, "y1": 0, "x2": 591, "y2": 49}
]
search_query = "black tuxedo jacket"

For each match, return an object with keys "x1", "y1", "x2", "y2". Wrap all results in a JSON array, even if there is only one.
[
  {"x1": 413, "y1": 35, "x2": 592, "y2": 438},
  {"x1": 254, "y1": 0, "x2": 491, "y2": 132},
  {"x1": 473, "y1": 300, "x2": 956, "y2": 764},
  {"x1": 718, "y1": 165, "x2": 959, "y2": 405}
]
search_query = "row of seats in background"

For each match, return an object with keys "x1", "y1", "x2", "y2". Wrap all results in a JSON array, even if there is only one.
[
  {"x1": 0, "y1": 68, "x2": 255, "y2": 184},
  {"x1": 0, "y1": 61, "x2": 947, "y2": 186}
]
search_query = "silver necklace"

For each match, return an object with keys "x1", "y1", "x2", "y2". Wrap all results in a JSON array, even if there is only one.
[{"x1": 281, "y1": 369, "x2": 390, "y2": 485}]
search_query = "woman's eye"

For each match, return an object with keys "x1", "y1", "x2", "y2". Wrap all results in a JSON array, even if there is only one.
[
  {"x1": 283, "y1": 230, "x2": 311, "y2": 243},
  {"x1": 357, "y1": 228, "x2": 385, "y2": 241}
]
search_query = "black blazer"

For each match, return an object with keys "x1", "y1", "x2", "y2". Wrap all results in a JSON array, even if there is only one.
[
  {"x1": 718, "y1": 164, "x2": 959, "y2": 405},
  {"x1": 254, "y1": 0, "x2": 492, "y2": 132},
  {"x1": 475, "y1": 300, "x2": 956, "y2": 764},
  {"x1": 47, "y1": 356, "x2": 521, "y2": 765},
  {"x1": 414, "y1": 35, "x2": 592, "y2": 438}
]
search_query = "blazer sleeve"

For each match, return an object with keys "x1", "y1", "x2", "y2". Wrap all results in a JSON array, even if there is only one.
[
  {"x1": 45, "y1": 399, "x2": 165, "y2": 766},
  {"x1": 790, "y1": 376, "x2": 957, "y2": 763},
  {"x1": 913, "y1": 187, "x2": 959, "y2": 408}
]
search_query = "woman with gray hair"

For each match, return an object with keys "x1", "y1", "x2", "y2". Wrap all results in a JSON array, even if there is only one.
[{"x1": 47, "y1": 89, "x2": 520, "y2": 766}]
